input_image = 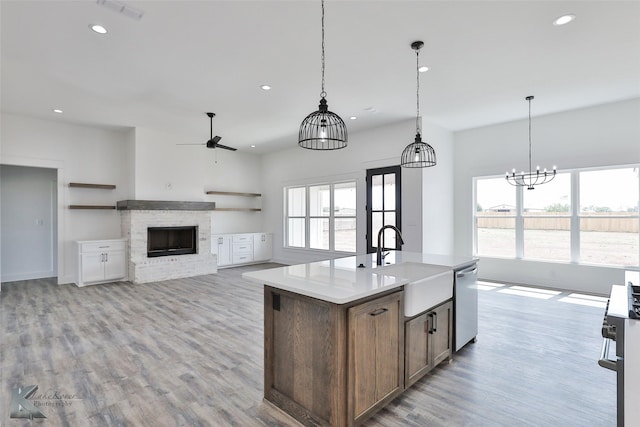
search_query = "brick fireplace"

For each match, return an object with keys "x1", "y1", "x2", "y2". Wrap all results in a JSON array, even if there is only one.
[{"x1": 118, "y1": 200, "x2": 216, "y2": 284}]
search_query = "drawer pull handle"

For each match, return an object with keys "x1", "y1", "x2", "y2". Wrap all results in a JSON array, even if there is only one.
[{"x1": 370, "y1": 308, "x2": 388, "y2": 317}]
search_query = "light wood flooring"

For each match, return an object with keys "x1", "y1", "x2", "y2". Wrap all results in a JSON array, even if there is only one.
[{"x1": 1, "y1": 264, "x2": 616, "y2": 426}]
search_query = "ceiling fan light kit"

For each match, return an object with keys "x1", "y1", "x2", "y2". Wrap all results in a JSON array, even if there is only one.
[
  {"x1": 298, "y1": 0, "x2": 348, "y2": 150},
  {"x1": 505, "y1": 96, "x2": 556, "y2": 190},
  {"x1": 401, "y1": 40, "x2": 436, "y2": 168}
]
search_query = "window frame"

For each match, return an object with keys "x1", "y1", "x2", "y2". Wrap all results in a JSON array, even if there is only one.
[
  {"x1": 473, "y1": 165, "x2": 640, "y2": 267},
  {"x1": 284, "y1": 180, "x2": 357, "y2": 254}
]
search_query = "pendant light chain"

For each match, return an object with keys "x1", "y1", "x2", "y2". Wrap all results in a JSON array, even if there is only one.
[
  {"x1": 527, "y1": 96, "x2": 532, "y2": 185},
  {"x1": 320, "y1": 0, "x2": 326, "y2": 98},
  {"x1": 415, "y1": 46, "x2": 420, "y2": 133}
]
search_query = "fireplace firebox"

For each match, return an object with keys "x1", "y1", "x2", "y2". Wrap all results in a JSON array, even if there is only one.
[{"x1": 147, "y1": 226, "x2": 197, "y2": 257}]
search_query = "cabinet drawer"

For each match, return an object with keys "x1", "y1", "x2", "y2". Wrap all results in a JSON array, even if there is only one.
[
  {"x1": 80, "y1": 241, "x2": 126, "y2": 253},
  {"x1": 232, "y1": 252, "x2": 254, "y2": 264},
  {"x1": 233, "y1": 234, "x2": 253, "y2": 243},
  {"x1": 233, "y1": 243, "x2": 253, "y2": 254}
]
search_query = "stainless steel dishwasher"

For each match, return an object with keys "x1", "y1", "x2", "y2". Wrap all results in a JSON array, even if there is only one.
[{"x1": 455, "y1": 262, "x2": 478, "y2": 351}]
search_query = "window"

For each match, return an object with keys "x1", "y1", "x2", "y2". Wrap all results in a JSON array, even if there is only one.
[
  {"x1": 579, "y1": 168, "x2": 639, "y2": 266},
  {"x1": 285, "y1": 181, "x2": 357, "y2": 253},
  {"x1": 522, "y1": 173, "x2": 571, "y2": 261},
  {"x1": 366, "y1": 166, "x2": 401, "y2": 253},
  {"x1": 475, "y1": 177, "x2": 516, "y2": 258},
  {"x1": 474, "y1": 166, "x2": 640, "y2": 268}
]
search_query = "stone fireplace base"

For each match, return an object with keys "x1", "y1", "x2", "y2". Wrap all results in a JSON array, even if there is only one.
[{"x1": 120, "y1": 207, "x2": 216, "y2": 284}]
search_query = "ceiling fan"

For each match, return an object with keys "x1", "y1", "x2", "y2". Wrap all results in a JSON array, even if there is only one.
[{"x1": 178, "y1": 112, "x2": 237, "y2": 151}]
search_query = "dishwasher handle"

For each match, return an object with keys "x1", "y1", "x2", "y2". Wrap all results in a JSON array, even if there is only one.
[{"x1": 456, "y1": 266, "x2": 478, "y2": 278}]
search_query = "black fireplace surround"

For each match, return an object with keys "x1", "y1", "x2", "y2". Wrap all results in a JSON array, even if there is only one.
[{"x1": 147, "y1": 226, "x2": 197, "y2": 257}]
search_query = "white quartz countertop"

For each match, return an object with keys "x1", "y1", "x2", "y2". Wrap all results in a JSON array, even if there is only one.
[{"x1": 241, "y1": 251, "x2": 477, "y2": 304}]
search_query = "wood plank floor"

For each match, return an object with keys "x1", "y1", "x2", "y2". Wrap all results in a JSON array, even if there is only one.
[{"x1": 1, "y1": 265, "x2": 616, "y2": 426}]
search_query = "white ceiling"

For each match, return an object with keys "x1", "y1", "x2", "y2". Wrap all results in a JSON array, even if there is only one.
[{"x1": 2, "y1": 0, "x2": 639, "y2": 154}]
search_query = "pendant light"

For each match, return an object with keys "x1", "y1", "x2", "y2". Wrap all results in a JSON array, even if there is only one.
[
  {"x1": 298, "y1": 0, "x2": 347, "y2": 150},
  {"x1": 505, "y1": 96, "x2": 556, "y2": 190},
  {"x1": 401, "y1": 41, "x2": 436, "y2": 168}
]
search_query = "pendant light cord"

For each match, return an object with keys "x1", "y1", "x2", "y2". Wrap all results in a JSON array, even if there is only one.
[
  {"x1": 320, "y1": 0, "x2": 326, "y2": 98},
  {"x1": 416, "y1": 47, "x2": 420, "y2": 133},
  {"x1": 528, "y1": 96, "x2": 532, "y2": 183}
]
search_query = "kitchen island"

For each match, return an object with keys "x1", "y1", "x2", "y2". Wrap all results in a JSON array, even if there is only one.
[{"x1": 242, "y1": 252, "x2": 476, "y2": 427}]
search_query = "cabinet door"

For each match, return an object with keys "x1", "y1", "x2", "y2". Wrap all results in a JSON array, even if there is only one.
[
  {"x1": 253, "y1": 233, "x2": 272, "y2": 261},
  {"x1": 104, "y1": 250, "x2": 126, "y2": 281},
  {"x1": 349, "y1": 291, "x2": 403, "y2": 421},
  {"x1": 430, "y1": 301, "x2": 453, "y2": 366},
  {"x1": 216, "y1": 236, "x2": 232, "y2": 266},
  {"x1": 81, "y1": 252, "x2": 105, "y2": 284},
  {"x1": 404, "y1": 313, "x2": 432, "y2": 387}
]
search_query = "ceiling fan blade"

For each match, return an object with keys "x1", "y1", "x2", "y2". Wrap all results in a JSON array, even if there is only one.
[
  {"x1": 177, "y1": 143, "x2": 206, "y2": 146},
  {"x1": 215, "y1": 143, "x2": 237, "y2": 151}
]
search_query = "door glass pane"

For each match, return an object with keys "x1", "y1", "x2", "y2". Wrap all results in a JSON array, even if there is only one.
[
  {"x1": 384, "y1": 173, "x2": 396, "y2": 210},
  {"x1": 382, "y1": 212, "x2": 397, "y2": 249},
  {"x1": 476, "y1": 217, "x2": 516, "y2": 257},
  {"x1": 523, "y1": 173, "x2": 571, "y2": 216},
  {"x1": 288, "y1": 218, "x2": 305, "y2": 247},
  {"x1": 523, "y1": 217, "x2": 570, "y2": 261},
  {"x1": 372, "y1": 175, "x2": 383, "y2": 210},
  {"x1": 335, "y1": 218, "x2": 356, "y2": 252},
  {"x1": 372, "y1": 212, "x2": 383, "y2": 244},
  {"x1": 288, "y1": 187, "x2": 306, "y2": 216},
  {"x1": 309, "y1": 218, "x2": 329, "y2": 250},
  {"x1": 334, "y1": 182, "x2": 356, "y2": 216}
]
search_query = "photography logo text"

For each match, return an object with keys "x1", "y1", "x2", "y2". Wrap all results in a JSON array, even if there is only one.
[{"x1": 10, "y1": 384, "x2": 82, "y2": 420}]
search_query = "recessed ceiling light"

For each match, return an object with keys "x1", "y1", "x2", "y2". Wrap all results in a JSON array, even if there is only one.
[
  {"x1": 418, "y1": 66, "x2": 429, "y2": 72},
  {"x1": 553, "y1": 14, "x2": 575, "y2": 26},
  {"x1": 260, "y1": 85, "x2": 271, "y2": 91},
  {"x1": 52, "y1": 109, "x2": 63, "y2": 114},
  {"x1": 90, "y1": 24, "x2": 108, "y2": 34},
  {"x1": 250, "y1": 145, "x2": 256, "y2": 148},
  {"x1": 349, "y1": 116, "x2": 357, "y2": 120}
]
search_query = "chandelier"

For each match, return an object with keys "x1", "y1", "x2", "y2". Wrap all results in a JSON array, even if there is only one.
[
  {"x1": 298, "y1": 0, "x2": 347, "y2": 150},
  {"x1": 505, "y1": 96, "x2": 556, "y2": 189},
  {"x1": 401, "y1": 41, "x2": 436, "y2": 168}
]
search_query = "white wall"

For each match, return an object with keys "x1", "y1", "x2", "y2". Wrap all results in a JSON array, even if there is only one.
[
  {"x1": 261, "y1": 118, "x2": 455, "y2": 265},
  {"x1": 453, "y1": 98, "x2": 640, "y2": 294},
  {"x1": 132, "y1": 127, "x2": 263, "y2": 234},
  {"x1": 1, "y1": 113, "x2": 131, "y2": 284}
]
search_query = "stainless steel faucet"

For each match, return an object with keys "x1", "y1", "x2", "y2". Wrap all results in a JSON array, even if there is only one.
[{"x1": 376, "y1": 225, "x2": 405, "y2": 265}]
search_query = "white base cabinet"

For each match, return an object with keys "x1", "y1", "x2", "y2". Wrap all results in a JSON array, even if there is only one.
[
  {"x1": 76, "y1": 239, "x2": 127, "y2": 286},
  {"x1": 212, "y1": 233, "x2": 272, "y2": 268}
]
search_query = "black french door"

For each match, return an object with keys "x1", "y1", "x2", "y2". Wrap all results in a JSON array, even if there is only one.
[{"x1": 366, "y1": 166, "x2": 402, "y2": 253}]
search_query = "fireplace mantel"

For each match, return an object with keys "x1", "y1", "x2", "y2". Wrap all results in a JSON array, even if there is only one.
[{"x1": 117, "y1": 200, "x2": 215, "y2": 211}]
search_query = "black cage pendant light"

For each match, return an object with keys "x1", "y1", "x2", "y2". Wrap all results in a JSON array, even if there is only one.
[
  {"x1": 505, "y1": 96, "x2": 556, "y2": 190},
  {"x1": 401, "y1": 41, "x2": 436, "y2": 168},
  {"x1": 298, "y1": 0, "x2": 347, "y2": 150}
]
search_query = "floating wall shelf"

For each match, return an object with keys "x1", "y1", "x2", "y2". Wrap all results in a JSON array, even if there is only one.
[
  {"x1": 69, "y1": 205, "x2": 116, "y2": 210},
  {"x1": 214, "y1": 208, "x2": 262, "y2": 212},
  {"x1": 206, "y1": 190, "x2": 261, "y2": 197},
  {"x1": 69, "y1": 182, "x2": 117, "y2": 210},
  {"x1": 69, "y1": 182, "x2": 116, "y2": 190},
  {"x1": 206, "y1": 190, "x2": 262, "y2": 212}
]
